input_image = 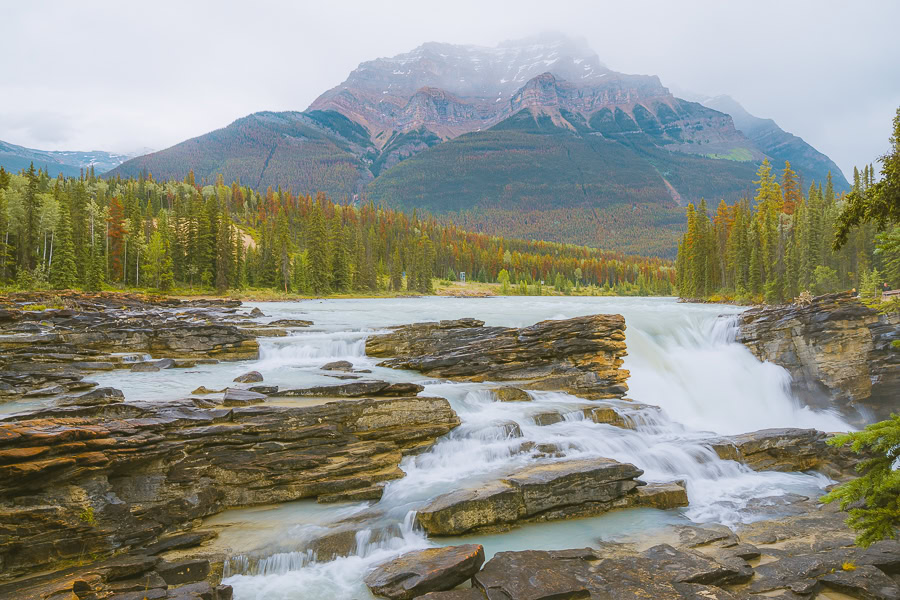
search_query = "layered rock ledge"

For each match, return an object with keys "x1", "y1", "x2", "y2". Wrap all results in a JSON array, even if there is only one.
[
  {"x1": 365, "y1": 315, "x2": 630, "y2": 399},
  {"x1": 0, "y1": 394, "x2": 460, "y2": 580},
  {"x1": 0, "y1": 292, "x2": 260, "y2": 401},
  {"x1": 415, "y1": 458, "x2": 686, "y2": 535},
  {"x1": 737, "y1": 292, "x2": 899, "y2": 423}
]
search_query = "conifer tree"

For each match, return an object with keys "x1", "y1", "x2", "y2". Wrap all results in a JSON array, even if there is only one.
[
  {"x1": 308, "y1": 204, "x2": 330, "y2": 295},
  {"x1": 822, "y1": 415, "x2": 900, "y2": 547},
  {"x1": 50, "y1": 203, "x2": 77, "y2": 289},
  {"x1": 390, "y1": 246, "x2": 402, "y2": 291},
  {"x1": 23, "y1": 162, "x2": 39, "y2": 270},
  {"x1": 215, "y1": 206, "x2": 233, "y2": 294},
  {"x1": 781, "y1": 161, "x2": 801, "y2": 215}
]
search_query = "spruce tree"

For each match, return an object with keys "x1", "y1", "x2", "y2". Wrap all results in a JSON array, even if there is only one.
[
  {"x1": 822, "y1": 415, "x2": 900, "y2": 547},
  {"x1": 390, "y1": 246, "x2": 402, "y2": 291},
  {"x1": 23, "y1": 162, "x2": 39, "y2": 270},
  {"x1": 50, "y1": 206, "x2": 77, "y2": 289},
  {"x1": 308, "y1": 205, "x2": 330, "y2": 295}
]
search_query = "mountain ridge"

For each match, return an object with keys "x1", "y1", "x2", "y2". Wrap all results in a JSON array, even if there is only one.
[
  {"x1": 108, "y1": 34, "x2": 848, "y2": 255},
  {"x1": 0, "y1": 140, "x2": 146, "y2": 178}
]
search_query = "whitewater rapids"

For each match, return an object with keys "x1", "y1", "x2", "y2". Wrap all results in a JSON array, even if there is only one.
[{"x1": 89, "y1": 296, "x2": 851, "y2": 599}]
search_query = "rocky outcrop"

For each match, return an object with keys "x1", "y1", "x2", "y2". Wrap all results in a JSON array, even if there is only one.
[
  {"x1": 0, "y1": 547, "x2": 233, "y2": 600},
  {"x1": 414, "y1": 458, "x2": 684, "y2": 535},
  {"x1": 708, "y1": 428, "x2": 859, "y2": 478},
  {"x1": 366, "y1": 315, "x2": 629, "y2": 399},
  {"x1": 417, "y1": 498, "x2": 900, "y2": 600},
  {"x1": 0, "y1": 394, "x2": 460, "y2": 580},
  {"x1": 0, "y1": 293, "x2": 260, "y2": 401},
  {"x1": 737, "y1": 292, "x2": 899, "y2": 423},
  {"x1": 364, "y1": 544, "x2": 485, "y2": 599}
]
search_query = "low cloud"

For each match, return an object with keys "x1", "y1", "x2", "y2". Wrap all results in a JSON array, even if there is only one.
[{"x1": 1, "y1": 0, "x2": 898, "y2": 176}]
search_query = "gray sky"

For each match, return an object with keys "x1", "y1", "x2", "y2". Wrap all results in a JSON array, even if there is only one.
[{"x1": 1, "y1": 0, "x2": 898, "y2": 179}]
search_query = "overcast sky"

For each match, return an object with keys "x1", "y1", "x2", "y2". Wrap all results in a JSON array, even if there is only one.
[{"x1": 1, "y1": 0, "x2": 898, "y2": 178}]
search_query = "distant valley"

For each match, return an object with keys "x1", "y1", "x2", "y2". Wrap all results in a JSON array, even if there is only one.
[{"x1": 0, "y1": 139, "x2": 147, "y2": 178}]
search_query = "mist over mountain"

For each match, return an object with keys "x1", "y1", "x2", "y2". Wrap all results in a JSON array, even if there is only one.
[{"x1": 109, "y1": 34, "x2": 848, "y2": 256}]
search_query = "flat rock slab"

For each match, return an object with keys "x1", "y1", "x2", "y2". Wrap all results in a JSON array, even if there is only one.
[
  {"x1": 268, "y1": 319, "x2": 313, "y2": 328},
  {"x1": 417, "y1": 458, "x2": 642, "y2": 535},
  {"x1": 222, "y1": 388, "x2": 267, "y2": 406},
  {"x1": 131, "y1": 358, "x2": 175, "y2": 372},
  {"x1": 273, "y1": 381, "x2": 424, "y2": 398},
  {"x1": 364, "y1": 544, "x2": 485, "y2": 599},
  {"x1": 819, "y1": 564, "x2": 900, "y2": 600},
  {"x1": 473, "y1": 546, "x2": 748, "y2": 599}
]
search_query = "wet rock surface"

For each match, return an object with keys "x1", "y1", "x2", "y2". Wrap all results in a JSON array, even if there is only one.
[
  {"x1": 416, "y1": 458, "x2": 646, "y2": 535},
  {"x1": 737, "y1": 292, "x2": 900, "y2": 423},
  {"x1": 272, "y1": 380, "x2": 425, "y2": 398},
  {"x1": 364, "y1": 544, "x2": 485, "y2": 599},
  {"x1": 409, "y1": 499, "x2": 900, "y2": 600},
  {"x1": 0, "y1": 394, "x2": 460, "y2": 580},
  {"x1": 0, "y1": 550, "x2": 232, "y2": 600},
  {"x1": 366, "y1": 314, "x2": 630, "y2": 399},
  {"x1": 0, "y1": 292, "x2": 259, "y2": 402},
  {"x1": 709, "y1": 427, "x2": 859, "y2": 478}
]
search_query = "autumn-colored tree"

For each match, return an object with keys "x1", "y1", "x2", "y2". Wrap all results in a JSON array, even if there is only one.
[
  {"x1": 107, "y1": 196, "x2": 126, "y2": 282},
  {"x1": 781, "y1": 161, "x2": 801, "y2": 215}
]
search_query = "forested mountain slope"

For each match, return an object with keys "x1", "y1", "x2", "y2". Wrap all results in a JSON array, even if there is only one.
[{"x1": 108, "y1": 34, "x2": 845, "y2": 257}]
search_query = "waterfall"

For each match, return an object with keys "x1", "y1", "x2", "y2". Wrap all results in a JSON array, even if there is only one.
[{"x1": 111, "y1": 296, "x2": 850, "y2": 600}]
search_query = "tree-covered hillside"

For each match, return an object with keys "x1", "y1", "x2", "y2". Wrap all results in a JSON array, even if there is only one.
[
  {"x1": 367, "y1": 110, "x2": 762, "y2": 258},
  {"x1": 0, "y1": 165, "x2": 675, "y2": 296},
  {"x1": 109, "y1": 111, "x2": 375, "y2": 202}
]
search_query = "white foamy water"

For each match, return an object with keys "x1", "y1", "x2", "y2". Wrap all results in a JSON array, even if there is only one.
[{"x1": 77, "y1": 297, "x2": 850, "y2": 599}]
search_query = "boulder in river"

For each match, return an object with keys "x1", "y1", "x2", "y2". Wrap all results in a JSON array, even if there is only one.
[
  {"x1": 492, "y1": 387, "x2": 531, "y2": 402},
  {"x1": 233, "y1": 370, "x2": 264, "y2": 383},
  {"x1": 366, "y1": 314, "x2": 630, "y2": 399},
  {"x1": 364, "y1": 544, "x2": 485, "y2": 599},
  {"x1": 322, "y1": 360, "x2": 354, "y2": 371}
]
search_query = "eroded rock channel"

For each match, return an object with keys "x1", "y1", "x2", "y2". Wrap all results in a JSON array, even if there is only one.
[{"x1": 0, "y1": 294, "x2": 893, "y2": 600}]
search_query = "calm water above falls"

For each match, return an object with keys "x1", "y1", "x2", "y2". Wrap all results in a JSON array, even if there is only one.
[{"x1": 92, "y1": 297, "x2": 851, "y2": 600}]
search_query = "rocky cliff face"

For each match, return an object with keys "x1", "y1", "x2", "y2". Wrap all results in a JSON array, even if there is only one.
[
  {"x1": 309, "y1": 34, "x2": 749, "y2": 159},
  {"x1": 736, "y1": 292, "x2": 899, "y2": 423}
]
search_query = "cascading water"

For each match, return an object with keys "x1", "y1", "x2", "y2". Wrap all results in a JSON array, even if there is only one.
[{"x1": 87, "y1": 297, "x2": 851, "y2": 600}]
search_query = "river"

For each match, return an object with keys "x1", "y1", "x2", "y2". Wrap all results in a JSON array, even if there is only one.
[{"x1": 88, "y1": 296, "x2": 851, "y2": 599}]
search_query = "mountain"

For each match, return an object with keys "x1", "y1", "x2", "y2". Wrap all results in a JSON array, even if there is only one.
[
  {"x1": 109, "y1": 34, "x2": 846, "y2": 256},
  {"x1": 0, "y1": 140, "x2": 144, "y2": 177},
  {"x1": 110, "y1": 111, "x2": 375, "y2": 200},
  {"x1": 700, "y1": 95, "x2": 849, "y2": 190}
]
